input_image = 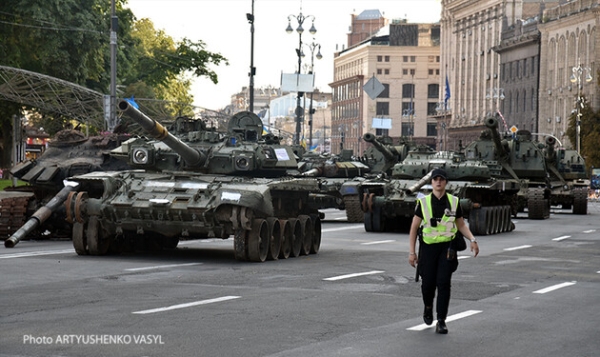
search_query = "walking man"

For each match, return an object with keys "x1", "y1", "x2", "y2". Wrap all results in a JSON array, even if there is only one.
[{"x1": 408, "y1": 168, "x2": 479, "y2": 334}]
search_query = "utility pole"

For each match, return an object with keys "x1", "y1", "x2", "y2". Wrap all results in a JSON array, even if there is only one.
[
  {"x1": 109, "y1": 0, "x2": 117, "y2": 132},
  {"x1": 247, "y1": 0, "x2": 255, "y2": 112}
]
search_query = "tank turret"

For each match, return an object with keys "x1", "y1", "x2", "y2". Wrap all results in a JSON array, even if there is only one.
[
  {"x1": 363, "y1": 133, "x2": 396, "y2": 162},
  {"x1": 484, "y1": 116, "x2": 509, "y2": 162},
  {"x1": 362, "y1": 133, "x2": 411, "y2": 174}
]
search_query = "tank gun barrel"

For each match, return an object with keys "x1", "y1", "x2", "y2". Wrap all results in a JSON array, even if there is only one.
[
  {"x1": 545, "y1": 136, "x2": 556, "y2": 161},
  {"x1": 118, "y1": 100, "x2": 206, "y2": 167},
  {"x1": 5, "y1": 183, "x2": 78, "y2": 248},
  {"x1": 407, "y1": 170, "x2": 434, "y2": 194},
  {"x1": 484, "y1": 116, "x2": 508, "y2": 161},
  {"x1": 363, "y1": 133, "x2": 396, "y2": 161},
  {"x1": 301, "y1": 167, "x2": 323, "y2": 177}
]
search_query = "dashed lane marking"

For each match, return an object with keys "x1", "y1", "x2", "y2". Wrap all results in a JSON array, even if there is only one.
[
  {"x1": 125, "y1": 263, "x2": 202, "y2": 272},
  {"x1": 322, "y1": 225, "x2": 365, "y2": 233},
  {"x1": 323, "y1": 270, "x2": 385, "y2": 281},
  {"x1": 552, "y1": 235, "x2": 571, "y2": 241},
  {"x1": 0, "y1": 249, "x2": 74, "y2": 259},
  {"x1": 361, "y1": 240, "x2": 395, "y2": 245},
  {"x1": 533, "y1": 281, "x2": 576, "y2": 294},
  {"x1": 132, "y1": 296, "x2": 241, "y2": 314},
  {"x1": 407, "y1": 310, "x2": 482, "y2": 331},
  {"x1": 503, "y1": 245, "x2": 532, "y2": 251},
  {"x1": 583, "y1": 229, "x2": 596, "y2": 234}
]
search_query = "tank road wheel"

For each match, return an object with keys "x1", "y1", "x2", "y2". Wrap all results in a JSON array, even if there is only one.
[
  {"x1": 310, "y1": 214, "x2": 322, "y2": 254},
  {"x1": 527, "y1": 188, "x2": 550, "y2": 220},
  {"x1": 572, "y1": 187, "x2": 588, "y2": 215},
  {"x1": 492, "y1": 206, "x2": 501, "y2": 235},
  {"x1": 72, "y1": 222, "x2": 88, "y2": 255},
  {"x1": 288, "y1": 218, "x2": 302, "y2": 258},
  {"x1": 364, "y1": 212, "x2": 374, "y2": 232},
  {"x1": 278, "y1": 219, "x2": 292, "y2": 259},
  {"x1": 248, "y1": 219, "x2": 269, "y2": 262},
  {"x1": 86, "y1": 216, "x2": 110, "y2": 256},
  {"x1": 299, "y1": 215, "x2": 313, "y2": 256},
  {"x1": 266, "y1": 217, "x2": 281, "y2": 261},
  {"x1": 372, "y1": 206, "x2": 386, "y2": 232},
  {"x1": 343, "y1": 195, "x2": 364, "y2": 223},
  {"x1": 468, "y1": 209, "x2": 482, "y2": 235},
  {"x1": 233, "y1": 229, "x2": 248, "y2": 261}
]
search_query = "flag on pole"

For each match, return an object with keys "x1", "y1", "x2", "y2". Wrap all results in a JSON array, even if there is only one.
[{"x1": 444, "y1": 75, "x2": 451, "y2": 105}]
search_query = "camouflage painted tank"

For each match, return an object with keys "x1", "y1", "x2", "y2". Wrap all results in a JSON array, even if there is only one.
[
  {"x1": 463, "y1": 116, "x2": 551, "y2": 219},
  {"x1": 6, "y1": 101, "x2": 323, "y2": 262},
  {"x1": 542, "y1": 136, "x2": 588, "y2": 214},
  {"x1": 2, "y1": 129, "x2": 130, "y2": 243},
  {"x1": 358, "y1": 147, "x2": 520, "y2": 235},
  {"x1": 298, "y1": 150, "x2": 371, "y2": 222}
]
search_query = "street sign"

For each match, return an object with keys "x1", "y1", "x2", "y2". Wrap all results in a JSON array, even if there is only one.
[
  {"x1": 363, "y1": 75, "x2": 385, "y2": 100},
  {"x1": 510, "y1": 125, "x2": 518, "y2": 134}
]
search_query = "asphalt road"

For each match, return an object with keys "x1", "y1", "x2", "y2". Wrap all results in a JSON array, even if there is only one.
[{"x1": 1, "y1": 203, "x2": 599, "y2": 357}]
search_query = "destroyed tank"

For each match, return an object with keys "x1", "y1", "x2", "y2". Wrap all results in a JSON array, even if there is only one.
[
  {"x1": 298, "y1": 149, "x2": 371, "y2": 222},
  {"x1": 7, "y1": 101, "x2": 323, "y2": 262},
  {"x1": 358, "y1": 146, "x2": 520, "y2": 235},
  {"x1": 542, "y1": 136, "x2": 588, "y2": 214},
  {"x1": 463, "y1": 116, "x2": 551, "y2": 219},
  {"x1": 1, "y1": 129, "x2": 130, "y2": 242}
]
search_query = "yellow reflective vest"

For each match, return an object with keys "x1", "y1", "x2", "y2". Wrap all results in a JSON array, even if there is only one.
[{"x1": 418, "y1": 193, "x2": 459, "y2": 244}]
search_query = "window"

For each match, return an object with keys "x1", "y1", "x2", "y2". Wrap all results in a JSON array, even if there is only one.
[
  {"x1": 411, "y1": 56, "x2": 416, "y2": 62},
  {"x1": 377, "y1": 69, "x2": 382, "y2": 75},
  {"x1": 384, "y1": 69, "x2": 390, "y2": 75},
  {"x1": 377, "y1": 55, "x2": 383, "y2": 62},
  {"x1": 403, "y1": 69, "x2": 408, "y2": 75},
  {"x1": 427, "y1": 123, "x2": 438, "y2": 136},
  {"x1": 375, "y1": 128, "x2": 389, "y2": 136},
  {"x1": 403, "y1": 56, "x2": 409, "y2": 62},
  {"x1": 436, "y1": 56, "x2": 440, "y2": 62},
  {"x1": 376, "y1": 102, "x2": 389, "y2": 115},
  {"x1": 429, "y1": 69, "x2": 434, "y2": 75},
  {"x1": 436, "y1": 69, "x2": 440, "y2": 75},
  {"x1": 427, "y1": 102, "x2": 438, "y2": 115},
  {"x1": 410, "y1": 69, "x2": 416, "y2": 75},
  {"x1": 402, "y1": 84, "x2": 415, "y2": 98},
  {"x1": 384, "y1": 55, "x2": 390, "y2": 62},
  {"x1": 428, "y1": 84, "x2": 439, "y2": 98},
  {"x1": 402, "y1": 122, "x2": 414, "y2": 136}
]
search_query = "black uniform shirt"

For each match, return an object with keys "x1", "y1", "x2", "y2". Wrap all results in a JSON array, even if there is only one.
[{"x1": 414, "y1": 192, "x2": 463, "y2": 221}]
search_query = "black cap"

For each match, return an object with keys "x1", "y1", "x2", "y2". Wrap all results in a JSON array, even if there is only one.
[{"x1": 431, "y1": 168, "x2": 447, "y2": 180}]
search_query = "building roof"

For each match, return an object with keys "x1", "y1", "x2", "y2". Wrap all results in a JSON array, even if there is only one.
[{"x1": 356, "y1": 9, "x2": 383, "y2": 20}]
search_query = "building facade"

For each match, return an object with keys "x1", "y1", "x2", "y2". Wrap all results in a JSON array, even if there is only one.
[
  {"x1": 440, "y1": 0, "x2": 558, "y2": 150},
  {"x1": 331, "y1": 17, "x2": 441, "y2": 155},
  {"x1": 537, "y1": 0, "x2": 599, "y2": 150}
]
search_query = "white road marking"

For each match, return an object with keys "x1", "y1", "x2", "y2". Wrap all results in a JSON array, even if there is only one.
[
  {"x1": 583, "y1": 229, "x2": 596, "y2": 234},
  {"x1": 503, "y1": 245, "x2": 532, "y2": 251},
  {"x1": 322, "y1": 225, "x2": 364, "y2": 233},
  {"x1": 361, "y1": 240, "x2": 395, "y2": 245},
  {"x1": 407, "y1": 310, "x2": 482, "y2": 331},
  {"x1": 334, "y1": 217, "x2": 347, "y2": 220},
  {"x1": 533, "y1": 281, "x2": 576, "y2": 294},
  {"x1": 323, "y1": 270, "x2": 385, "y2": 281},
  {"x1": 125, "y1": 263, "x2": 202, "y2": 272},
  {"x1": 552, "y1": 235, "x2": 571, "y2": 241},
  {"x1": 0, "y1": 249, "x2": 74, "y2": 259},
  {"x1": 132, "y1": 296, "x2": 241, "y2": 314}
]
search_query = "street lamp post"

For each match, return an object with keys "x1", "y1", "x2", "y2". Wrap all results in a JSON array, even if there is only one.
[
  {"x1": 570, "y1": 60, "x2": 593, "y2": 154},
  {"x1": 286, "y1": 8, "x2": 316, "y2": 146},
  {"x1": 247, "y1": 0, "x2": 255, "y2": 112},
  {"x1": 303, "y1": 41, "x2": 322, "y2": 151}
]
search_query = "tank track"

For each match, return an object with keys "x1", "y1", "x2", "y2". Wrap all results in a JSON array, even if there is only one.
[
  {"x1": 0, "y1": 196, "x2": 31, "y2": 240},
  {"x1": 572, "y1": 187, "x2": 588, "y2": 215},
  {"x1": 468, "y1": 205, "x2": 515, "y2": 235},
  {"x1": 527, "y1": 187, "x2": 550, "y2": 220},
  {"x1": 343, "y1": 195, "x2": 364, "y2": 223}
]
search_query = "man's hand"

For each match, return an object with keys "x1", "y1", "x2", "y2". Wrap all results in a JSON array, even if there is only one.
[
  {"x1": 471, "y1": 241, "x2": 479, "y2": 257},
  {"x1": 409, "y1": 253, "x2": 418, "y2": 267}
]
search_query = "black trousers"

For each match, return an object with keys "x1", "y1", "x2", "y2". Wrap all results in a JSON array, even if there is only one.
[{"x1": 418, "y1": 240, "x2": 458, "y2": 321}]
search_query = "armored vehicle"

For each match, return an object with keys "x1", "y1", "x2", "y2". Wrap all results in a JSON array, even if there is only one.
[
  {"x1": 298, "y1": 150, "x2": 370, "y2": 222},
  {"x1": 463, "y1": 116, "x2": 551, "y2": 219},
  {"x1": 542, "y1": 137, "x2": 588, "y2": 214},
  {"x1": 2, "y1": 129, "x2": 130, "y2": 242},
  {"x1": 358, "y1": 146, "x2": 520, "y2": 235},
  {"x1": 7, "y1": 101, "x2": 323, "y2": 262}
]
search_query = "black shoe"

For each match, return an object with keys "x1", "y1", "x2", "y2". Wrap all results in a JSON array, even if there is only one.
[
  {"x1": 423, "y1": 306, "x2": 433, "y2": 325},
  {"x1": 436, "y1": 320, "x2": 448, "y2": 334}
]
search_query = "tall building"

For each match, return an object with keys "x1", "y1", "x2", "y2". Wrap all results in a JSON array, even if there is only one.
[
  {"x1": 440, "y1": 0, "x2": 558, "y2": 150},
  {"x1": 537, "y1": 0, "x2": 599, "y2": 150},
  {"x1": 331, "y1": 10, "x2": 441, "y2": 155}
]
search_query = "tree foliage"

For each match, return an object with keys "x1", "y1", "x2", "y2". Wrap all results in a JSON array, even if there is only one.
[{"x1": 0, "y1": 0, "x2": 228, "y2": 167}]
